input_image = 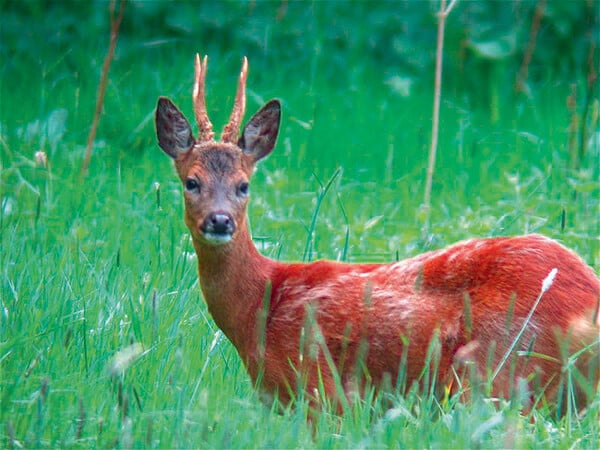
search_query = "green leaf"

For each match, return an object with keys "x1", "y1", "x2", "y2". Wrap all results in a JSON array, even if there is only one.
[{"x1": 469, "y1": 33, "x2": 517, "y2": 60}]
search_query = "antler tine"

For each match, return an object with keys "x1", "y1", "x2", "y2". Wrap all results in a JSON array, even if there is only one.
[
  {"x1": 222, "y1": 56, "x2": 248, "y2": 143},
  {"x1": 193, "y1": 53, "x2": 214, "y2": 142}
]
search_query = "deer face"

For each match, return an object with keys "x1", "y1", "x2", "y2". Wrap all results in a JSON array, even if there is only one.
[
  {"x1": 155, "y1": 94, "x2": 280, "y2": 246},
  {"x1": 178, "y1": 143, "x2": 251, "y2": 245},
  {"x1": 155, "y1": 56, "x2": 280, "y2": 246}
]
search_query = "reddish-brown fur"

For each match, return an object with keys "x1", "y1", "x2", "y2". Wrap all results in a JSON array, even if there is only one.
[{"x1": 155, "y1": 56, "x2": 600, "y2": 412}]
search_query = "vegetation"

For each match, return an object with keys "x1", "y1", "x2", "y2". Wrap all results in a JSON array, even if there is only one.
[{"x1": 1, "y1": 1, "x2": 598, "y2": 448}]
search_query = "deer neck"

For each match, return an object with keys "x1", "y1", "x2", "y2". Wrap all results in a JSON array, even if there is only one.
[{"x1": 191, "y1": 221, "x2": 273, "y2": 358}]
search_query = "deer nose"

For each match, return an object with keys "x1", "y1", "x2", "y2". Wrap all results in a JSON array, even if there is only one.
[{"x1": 201, "y1": 211, "x2": 236, "y2": 238}]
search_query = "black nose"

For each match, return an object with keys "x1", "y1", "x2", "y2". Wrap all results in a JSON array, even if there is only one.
[{"x1": 201, "y1": 212, "x2": 235, "y2": 236}]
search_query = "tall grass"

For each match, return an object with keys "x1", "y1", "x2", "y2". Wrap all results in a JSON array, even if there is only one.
[{"x1": 1, "y1": 2, "x2": 599, "y2": 448}]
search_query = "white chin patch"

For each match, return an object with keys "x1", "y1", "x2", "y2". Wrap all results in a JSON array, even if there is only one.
[{"x1": 203, "y1": 233, "x2": 233, "y2": 245}]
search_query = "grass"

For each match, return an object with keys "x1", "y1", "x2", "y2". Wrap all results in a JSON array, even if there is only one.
[{"x1": 1, "y1": 2, "x2": 599, "y2": 448}]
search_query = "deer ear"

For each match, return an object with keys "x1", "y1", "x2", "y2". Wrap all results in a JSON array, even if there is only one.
[
  {"x1": 155, "y1": 97, "x2": 195, "y2": 158},
  {"x1": 239, "y1": 99, "x2": 280, "y2": 162}
]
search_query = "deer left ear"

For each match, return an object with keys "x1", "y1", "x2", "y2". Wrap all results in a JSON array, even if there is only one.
[
  {"x1": 239, "y1": 99, "x2": 281, "y2": 163},
  {"x1": 156, "y1": 97, "x2": 195, "y2": 158}
]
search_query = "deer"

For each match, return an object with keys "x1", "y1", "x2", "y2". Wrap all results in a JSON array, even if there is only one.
[{"x1": 155, "y1": 54, "x2": 600, "y2": 414}]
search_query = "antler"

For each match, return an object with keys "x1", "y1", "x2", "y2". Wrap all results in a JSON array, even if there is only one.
[
  {"x1": 193, "y1": 54, "x2": 214, "y2": 142},
  {"x1": 221, "y1": 57, "x2": 248, "y2": 143}
]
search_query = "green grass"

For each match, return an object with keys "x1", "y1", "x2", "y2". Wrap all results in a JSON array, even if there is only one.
[{"x1": 1, "y1": 2, "x2": 599, "y2": 448}]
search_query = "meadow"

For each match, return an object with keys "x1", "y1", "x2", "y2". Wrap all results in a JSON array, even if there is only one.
[{"x1": 1, "y1": 1, "x2": 599, "y2": 448}]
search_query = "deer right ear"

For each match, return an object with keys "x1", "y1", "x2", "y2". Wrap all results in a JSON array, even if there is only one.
[
  {"x1": 155, "y1": 97, "x2": 195, "y2": 158},
  {"x1": 239, "y1": 99, "x2": 281, "y2": 163}
]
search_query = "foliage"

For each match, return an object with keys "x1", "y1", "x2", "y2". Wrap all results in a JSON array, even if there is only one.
[{"x1": 1, "y1": 0, "x2": 598, "y2": 448}]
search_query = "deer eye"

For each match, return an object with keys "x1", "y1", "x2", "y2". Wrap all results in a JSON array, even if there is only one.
[
  {"x1": 237, "y1": 181, "x2": 250, "y2": 197},
  {"x1": 185, "y1": 178, "x2": 200, "y2": 192}
]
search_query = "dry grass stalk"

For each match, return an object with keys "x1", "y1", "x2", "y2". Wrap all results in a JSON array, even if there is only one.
[
  {"x1": 81, "y1": 0, "x2": 125, "y2": 176},
  {"x1": 515, "y1": 0, "x2": 546, "y2": 95},
  {"x1": 423, "y1": 0, "x2": 457, "y2": 231}
]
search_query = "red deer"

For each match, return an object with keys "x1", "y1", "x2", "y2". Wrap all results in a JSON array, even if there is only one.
[{"x1": 155, "y1": 54, "x2": 599, "y2": 412}]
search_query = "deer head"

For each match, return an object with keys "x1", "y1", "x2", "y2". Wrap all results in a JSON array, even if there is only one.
[{"x1": 155, "y1": 55, "x2": 281, "y2": 246}]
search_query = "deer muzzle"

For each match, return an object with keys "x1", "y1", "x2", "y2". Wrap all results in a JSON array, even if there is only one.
[{"x1": 200, "y1": 211, "x2": 236, "y2": 244}]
